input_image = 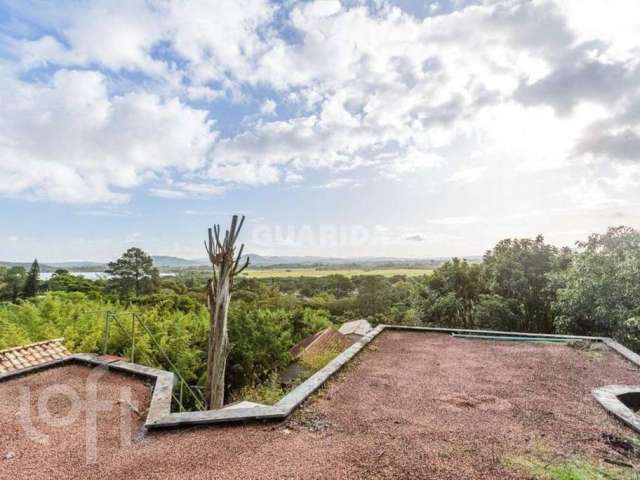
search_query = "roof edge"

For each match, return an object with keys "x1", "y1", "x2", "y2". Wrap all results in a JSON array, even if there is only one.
[
  {"x1": 1, "y1": 326, "x2": 631, "y2": 432},
  {"x1": 0, "y1": 337, "x2": 66, "y2": 355}
]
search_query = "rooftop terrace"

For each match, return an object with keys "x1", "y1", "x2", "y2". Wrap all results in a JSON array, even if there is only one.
[{"x1": 2, "y1": 330, "x2": 640, "y2": 479}]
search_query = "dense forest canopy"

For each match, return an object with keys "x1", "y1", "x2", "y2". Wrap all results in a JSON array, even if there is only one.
[{"x1": 1, "y1": 226, "x2": 639, "y2": 402}]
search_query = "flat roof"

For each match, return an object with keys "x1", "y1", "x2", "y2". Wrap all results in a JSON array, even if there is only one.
[{"x1": 2, "y1": 330, "x2": 639, "y2": 478}]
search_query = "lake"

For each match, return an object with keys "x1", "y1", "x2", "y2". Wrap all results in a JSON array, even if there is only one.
[
  {"x1": 40, "y1": 271, "x2": 109, "y2": 280},
  {"x1": 40, "y1": 271, "x2": 175, "y2": 280}
]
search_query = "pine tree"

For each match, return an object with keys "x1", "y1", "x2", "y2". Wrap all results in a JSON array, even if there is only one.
[
  {"x1": 23, "y1": 259, "x2": 40, "y2": 298},
  {"x1": 106, "y1": 248, "x2": 159, "y2": 298}
]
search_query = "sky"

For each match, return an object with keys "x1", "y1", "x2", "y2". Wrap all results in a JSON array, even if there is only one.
[{"x1": 1, "y1": 0, "x2": 639, "y2": 262}]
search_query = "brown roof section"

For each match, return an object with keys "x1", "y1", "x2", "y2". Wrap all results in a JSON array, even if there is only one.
[
  {"x1": 289, "y1": 327, "x2": 352, "y2": 360},
  {"x1": 0, "y1": 338, "x2": 70, "y2": 373},
  {"x1": 2, "y1": 332, "x2": 639, "y2": 479},
  {"x1": 96, "y1": 354, "x2": 129, "y2": 364}
]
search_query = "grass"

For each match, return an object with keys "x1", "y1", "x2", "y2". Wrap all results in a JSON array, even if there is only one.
[
  {"x1": 237, "y1": 373, "x2": 286, "y2": 405},
  {"x1": 506, "y1": 453, "x2": 638, "y2": 479},
  {"x1": 624, "y1": 435, "x2": 640, "y2": 450},
  {"x1": 238, "y1": 348, "x2": 342, "y2": 405},
  {"x1": 240, "y1": 267, "x2": 434, "y2": 278},
  {"x1": 299, "y1": 348, "x2": 341, "y2": 371}
]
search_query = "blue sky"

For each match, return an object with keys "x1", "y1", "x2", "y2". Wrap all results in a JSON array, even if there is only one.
[{"x1": 1, "y1": 0, "x2": 639, "y2": 261}]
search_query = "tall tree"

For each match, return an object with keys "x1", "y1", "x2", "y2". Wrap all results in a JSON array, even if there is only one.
[
  {"x1": 553, "y1": 226, "x2": 640, "y2": 341},
  {"x1": 106, "y1": 247, "x2": 159, "y2": 298},
  {"x1": 0, "y1": 266, "x2": 26, "y2": 302},
  {"x1": 204, "y1": 215, "x2": 249, "y2": 409},
  {"x1": 422, "y1": 258, "x2": 485, "y2": 327},
  {"x1": 23, "y1": 259, "x2": 40, "y2": 298},
  {"x1": 482, "y1": 236, "x2": 558, "y2": 332}
]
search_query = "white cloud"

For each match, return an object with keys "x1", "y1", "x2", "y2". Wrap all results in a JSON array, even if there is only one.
[
  {"x1": 12, "y1": 1, "x2": 166, "y2": 74},
  {"x1": 447, "y1": 167, "x2": 487, "y2": 184},
  {"x1": 76, "y1": 207, "x2": 133, "y2": 217},
  {"x1": 209, "y1": 159, "x2": 281, "y2": 186},
  {"x1": 555, "y1": 0, "x2": 640, "y2": 63},
  {"x1": 148, "y1": 188, "x2": 188, "y2": 199},
  {"x1": 2, "y1": 0, "x2": 640, "y2": 216},
  {"x1": 427, "y1": 216, "x2": 483, "y2": 226},
  {"x1": 318, "y1": 178, "x2": 360, "y2": 189},
  {"x1": 306, "y1": 0, "x2": 342, "y2": 18},
  {"x1": 207, "y1": 0, "x2": 593, "y2": 184},
  {"x1": 149, "y1": 181, "x2": 225, "y2": 199},
  {"x1": 0, "y1": 69, "x2": 216, "y2": 203},
  {"x1": 9, "y1": 0, "x2": 275, "y2": 89},
  {"x1": 284, "y1": 172, "x2": 304, "y2": 183},
  {"x1": 260, "y1": 98, "x2": 277, "y2": 115}
]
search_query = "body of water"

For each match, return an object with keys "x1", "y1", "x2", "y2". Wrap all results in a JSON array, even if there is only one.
[
  {"x1": 40, "y1": 271, "x2": 175, "y2": 280},
  {"x1": 40, "y1": 271, "x2": 108, "y2": 280}
]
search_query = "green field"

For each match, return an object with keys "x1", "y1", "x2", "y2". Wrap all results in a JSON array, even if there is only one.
[{"x1": 241, "y1": 267, "x2": 433, "y2": 278}]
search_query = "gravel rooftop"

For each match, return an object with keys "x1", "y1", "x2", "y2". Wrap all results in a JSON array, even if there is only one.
[{"x1": 2, "y1": 330, "x2": 640, "y2": 479}]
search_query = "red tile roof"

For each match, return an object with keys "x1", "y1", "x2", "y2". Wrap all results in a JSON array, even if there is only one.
[
  {"x1": 0, "y1": 338, "x2": 70, "y2": 373},
  {"x1": 289, "y1": 327, "x2": 352, "y2": 360}
]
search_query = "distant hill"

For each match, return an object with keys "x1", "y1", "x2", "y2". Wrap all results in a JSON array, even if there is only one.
[
  {"x1": 0, "y1": 261, "x2": 107, "y2": 272},
  {"x1": 48, "y1": 261, "x2": 107, "y2": 269},
  {"x1": 242, "y1": 254, "x2": 444, "y2": 268},
  {"x1": 2, "y1": 254, "x2": 482, "y2": 272},
  {"x1": 150, "y1": 254, "x2": 481, "y2": 269},
  {"x1": 151, "y1": 256, "x2": 207, "y2": 268},
  {"x1": 0, "y1": 261, "x2": 56, "y2": 272}
]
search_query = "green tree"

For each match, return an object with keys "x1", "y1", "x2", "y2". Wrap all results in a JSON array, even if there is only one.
[
  {"x1": 483, "y1": 236, "x2": 559, "y2": 332},
  {"x1": 226, "y1": 304, "x2": 293, "y2": 393},
  {"x1": 553, "y1": 226, "x2": 640, "y2": 341},
  {"x1": 0, "y1": 266, "x2": 27, "y2": 302},
  {"x1": 106, "y1": 247, "x2": 159, "y2": 298},
  {"x1": 354, "y1": 275, "x2": 394, "y2": 320},
  {"x1": 290, "y1": 307, "x2": 332, "y2": 342},
  {"x1": 23, "y1": 259, "x2": 40, "y2": 298},
  {"x1": 472, "y1": 294, "x2": 521, "y2": 331},
  {"x1": 0, "y1": 316, "x2": 30, "y2": 349},
  {"x1": 423, "y1": 291, "x2": 467, "y2": 327},
  {"x1": 46, "y1": 270, "x2": 101, "y2": 296},
  {"x1": 420, "y1": 258, "x2": 485, "y2": 327}
]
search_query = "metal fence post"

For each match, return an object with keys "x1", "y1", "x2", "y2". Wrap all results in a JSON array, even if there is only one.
[
  {"x1": 102, "y1": 311, "x2": 110, "y2": 355},
  {"x1": 131, "y1": 313, "x2": 136, "y2": 363}
]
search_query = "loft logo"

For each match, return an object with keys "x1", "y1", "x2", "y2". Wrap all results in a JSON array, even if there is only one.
[{"x1": 17, "y1": 365, "x2": 137, "y2": 464}]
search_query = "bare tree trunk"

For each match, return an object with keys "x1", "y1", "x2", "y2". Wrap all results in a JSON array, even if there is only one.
[
  {"x1": 204, "y1": 215, "x2": 249, "y2": 410},
  {"x1": 205, "y1": 274, "x2": 230, "y2": 409}
]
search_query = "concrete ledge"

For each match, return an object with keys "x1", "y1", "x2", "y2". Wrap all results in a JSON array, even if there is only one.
[
  {"x1": 149, "y1": 324, "x2": 616, "y2": 428},
  {"x1": 602, "y1": 338, "x2": 640, "y2": 367},
  {"x1": 3, "y1": 326, "x2": 639, "y2": 432},
  {"x1": 147, "y1": 405, "x2": 287, "y2": 428},
  {"x1": 385, "y1": 325, "x2": 607, "y2": 341},
  {"x1": 0, "y1": 353, "x2": 177, "y2": 428},
  {"x1": 593, "y1": 385, "x2": 640, "y2": 433},
  {"x1": 147, "y1": 324, "x2": 386, "y2": 428},
  {"x1": 276, "y1": 324, "x2": 384, "y2": 414}
]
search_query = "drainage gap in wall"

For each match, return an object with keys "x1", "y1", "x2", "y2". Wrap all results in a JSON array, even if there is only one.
[{"x1": 618, "y1": 391, "x2": 640, "y2": 413}]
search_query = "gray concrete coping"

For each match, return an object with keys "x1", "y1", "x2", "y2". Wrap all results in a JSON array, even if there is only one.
[
  {"x1": 592, "y1": 385, "x2": 640, "y2": 433},
  {"x1": 2, "y1": 325, "x2": 639, "y2": 432},
  {"x1": 0, "y1": 353, "x2": 176, "y2": 427},
  {"x1": 146, "y1": 324, "x2": 385, "y2": 429}
]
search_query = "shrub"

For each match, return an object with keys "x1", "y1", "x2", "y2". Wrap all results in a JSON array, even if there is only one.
[
  {"x1": 237, "y1": 373, "x2": 286, "y2": 405},
  {"x1": 299, "y1": 347, "x2": 341, "y2": 372}
]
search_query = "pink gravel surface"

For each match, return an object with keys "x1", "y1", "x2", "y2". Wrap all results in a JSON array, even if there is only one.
[{"x1": 1, "y1": 331, "x2": 640, "y2": 479}]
